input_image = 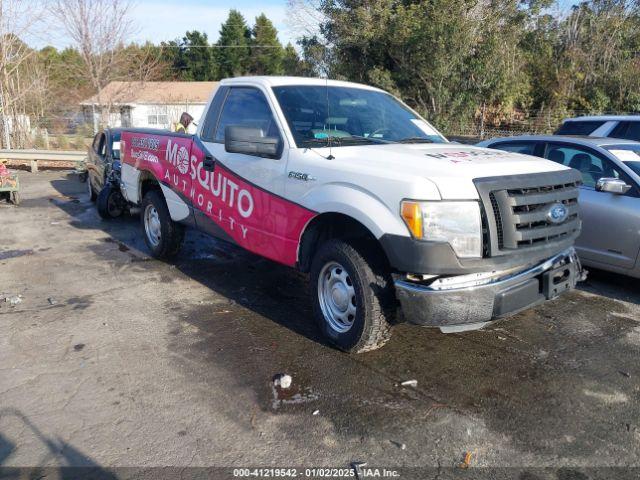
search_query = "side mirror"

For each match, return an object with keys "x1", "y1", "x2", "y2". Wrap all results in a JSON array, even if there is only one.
[
  {"x1": 595, "y1": 177, "x2": 631, "y2": 195},
  {"x1": 225, "y1": 125, "x2": 281, "y2": 159}
]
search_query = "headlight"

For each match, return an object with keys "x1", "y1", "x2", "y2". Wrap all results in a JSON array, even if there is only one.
[{"x1": 401, "y1": 200, "x2": 482, "y2": 258}]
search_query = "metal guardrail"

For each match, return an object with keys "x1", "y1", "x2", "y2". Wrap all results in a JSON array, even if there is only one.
[{"x1": 0, "y1": 149, "x2": 87, "y2": 172}]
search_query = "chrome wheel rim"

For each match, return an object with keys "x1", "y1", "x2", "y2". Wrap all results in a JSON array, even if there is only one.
[
  {"x1": 318, "y1": 261, "x2": 357, "y2": 333},
  {"x1": 144, "y1": 204, "x2": 161, "y2": 247}
]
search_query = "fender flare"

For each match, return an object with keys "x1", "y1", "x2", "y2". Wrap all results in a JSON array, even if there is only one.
[{"x1": 301, "y1": 183, "x2": 409, "y2": 239}]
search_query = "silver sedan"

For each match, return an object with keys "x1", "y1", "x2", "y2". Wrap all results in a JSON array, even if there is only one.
[{"x1": 478, "y1": 135, "x2": 640, "y2": 278}]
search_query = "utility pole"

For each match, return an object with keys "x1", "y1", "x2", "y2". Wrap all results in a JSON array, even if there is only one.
[
  {"x1": 479, "y1": 102, "x2": 486, "y2": 140},
  {"x1": 92, "y1": 103, "x2": 98, "y2": 134},
  {"x1": 0, "y1": 88, "x2": 11, "y2": 150}
]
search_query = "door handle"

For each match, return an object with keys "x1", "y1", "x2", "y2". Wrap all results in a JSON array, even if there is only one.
[{"x1": 203, "y1": 155, "x2": 216, "y2": 172}]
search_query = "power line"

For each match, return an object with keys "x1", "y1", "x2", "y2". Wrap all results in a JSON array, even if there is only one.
[{"x1": 158, "y1": 45, "x2": 287, "y2": 48}]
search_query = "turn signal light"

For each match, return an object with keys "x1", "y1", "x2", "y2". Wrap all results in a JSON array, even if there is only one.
[{"x1": 401, "y1": 201, "x2": 423, "y2": 239}]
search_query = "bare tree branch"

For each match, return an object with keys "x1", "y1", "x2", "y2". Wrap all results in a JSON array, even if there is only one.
[
  {"x1": 0, "y1": 0, "x2": 48, "y2": 148},
  {"x1": 50, "y1": 0, "x2": 157, "y2": 130}
]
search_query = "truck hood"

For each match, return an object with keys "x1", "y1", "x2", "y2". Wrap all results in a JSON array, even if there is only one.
[{"x1": 326, "y1": 143, "x2": 569, "y2": 199}]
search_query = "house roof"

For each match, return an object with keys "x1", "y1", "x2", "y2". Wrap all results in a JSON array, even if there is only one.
[{"x1": 80, "y1": 81, "x2": 219, "y2": 106}]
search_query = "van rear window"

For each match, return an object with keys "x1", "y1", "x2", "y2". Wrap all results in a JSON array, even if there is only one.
[{"x1": 555, "y1": 120, "x2": 605, "y2": 135}]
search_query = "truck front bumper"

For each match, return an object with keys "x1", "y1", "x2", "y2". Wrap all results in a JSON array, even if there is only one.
[{"x1": 394, "y1": 247, "x2": 584, "y2": 332}]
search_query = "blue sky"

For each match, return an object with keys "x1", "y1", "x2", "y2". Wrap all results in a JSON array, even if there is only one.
[
  {"x1": 130, "y1": 0, "x2": 294, "y2": 45},
  {"x1": 34, "y1": 0, "x2": 296, "y2": 49}
]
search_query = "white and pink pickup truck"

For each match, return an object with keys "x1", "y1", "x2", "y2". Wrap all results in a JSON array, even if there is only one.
[{"x1": 113, "y1": 76, "x2": 584, "y2": 352}]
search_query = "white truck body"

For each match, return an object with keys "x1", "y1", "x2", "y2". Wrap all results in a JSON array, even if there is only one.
[{"x1": 117, "y1": 76, "x2": 584, "y2": 352}]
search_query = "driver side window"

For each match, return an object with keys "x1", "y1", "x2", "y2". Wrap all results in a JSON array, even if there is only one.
[
  {"x1": 545, "y1": 144, "x2": 629, "y2": 191},
  {"x1": 214, "y1": 87, "x2": 280, "y2": 143}
]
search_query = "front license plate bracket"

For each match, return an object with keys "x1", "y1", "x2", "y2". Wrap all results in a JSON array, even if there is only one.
[{"x1": 542, "y1": 264, "x2": 575, "y2": 299}]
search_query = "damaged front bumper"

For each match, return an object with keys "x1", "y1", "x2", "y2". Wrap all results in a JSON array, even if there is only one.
[{"x1": 394, "y1": 247, "x2": 585, "y2": 332}]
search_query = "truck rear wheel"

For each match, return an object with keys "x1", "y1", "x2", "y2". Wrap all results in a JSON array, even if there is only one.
[
  {"x1": 141, "y1": 190, "x2": 184, "y2": 259},
  {"x1": 310, "y1": 239, "x2": 395, "y2": 353}
]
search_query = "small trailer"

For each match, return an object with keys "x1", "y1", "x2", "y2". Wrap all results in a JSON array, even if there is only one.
[{"x1": 0, "y1": 163, "x2": 20, "y2": 205}]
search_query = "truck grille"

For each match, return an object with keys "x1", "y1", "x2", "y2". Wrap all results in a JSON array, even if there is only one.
[{"x1": 474, "y1": 170, "x2": 582, "y2": 257}]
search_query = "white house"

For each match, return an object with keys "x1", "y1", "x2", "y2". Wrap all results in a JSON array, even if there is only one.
[{"x1": 80, "y1": 81, "x2": 219, "y2": 133}]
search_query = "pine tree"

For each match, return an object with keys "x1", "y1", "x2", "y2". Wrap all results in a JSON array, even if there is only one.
[
  {"x1": 282, "y1": 43, "x2": 302, "y2": 76},
  {"x1": 217, "y1": 10, "x2": 251, "y2": 78},
  {"x1": 249, "y1": 14, "x2": 284, "y2": 75},
  {"x1": 182, "y1": 31, "x2": 216, "y2": 81}
]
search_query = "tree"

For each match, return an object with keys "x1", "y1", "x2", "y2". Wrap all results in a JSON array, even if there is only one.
[
  {"x1": 298, "y1": 35, "x2": 330, "y2": 77},
  {"x1": 316, "y1": 0, "x2": 539, "y2": 130},
  {"x1": 0, "y1": 0, "x2": 48, "y2": 148},
  {"x1": 216, "y1": 9, "x2": 251, "y2": 78},
  {"x1": 282, "y1": 43, "x2": 303, "y2": 75},
  {"x1": 159, "y1": 39, "x2": 183, "y2": 79},
  {"x1": 249, "y1": 14, "x2": 284, "y2": 75},
  {"x1": 50, "y1": 0, "x2": 160, "y2": 131},
  {"x1": 285, "y1": 0, "x2": 327, "y2": 76},
  {"x1": 167, "y1": 31, "x2": 216, "y2": 80},
  {"x1": 39, "y1": 46, "x2": 91, "y2": 131},
  {"x1": 120, "y1": 42, "x2": 167, "y2": 82}
]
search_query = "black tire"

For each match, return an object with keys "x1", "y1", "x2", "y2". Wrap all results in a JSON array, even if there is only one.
[
  {"x1": 87, "y1": 175, "x2": 97, "y2": 202},
  {"x1": 141, "y1": 190, "x2": 184, "y2": 259},
  {"x1": 9, "y1": 191, "x2": 20, "y2": 205},
  {"x1": 310, "y1": 239, "x2": 396, "y2": 353},
  {"x1": 97, "y1": 184, "x2": 124, "y2": 219}
]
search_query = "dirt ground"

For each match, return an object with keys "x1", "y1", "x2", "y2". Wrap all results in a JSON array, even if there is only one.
[{"x1": 0, "y1": 172, "x2": 639, "y2": 479}]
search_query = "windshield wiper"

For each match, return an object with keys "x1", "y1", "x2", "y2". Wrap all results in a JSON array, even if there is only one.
[
  {"x1": 303, "y1": 136, "x2": 344, "y2": 145},
  {"x1": 346, "y1": 135, "x2": 390, "y2": 144},
  {"x1": 303, "y1": 135, "x2": 388, "y2": 147},
  {"x1": 396, "y1": 137, "x2": 435, "y2": 144}
]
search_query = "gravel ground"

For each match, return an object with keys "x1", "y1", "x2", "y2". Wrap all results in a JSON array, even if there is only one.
[{"x1": 0, "y1": 172, "x2": 638, "y2": 479}]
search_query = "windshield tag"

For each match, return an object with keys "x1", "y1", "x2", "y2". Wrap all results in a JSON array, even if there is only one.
[
  {"x1": 410, "y1": 119, "x2": 438, "y2": 136},
  {"x1": 610, "y1": 149, "x2": 640, "y2": 161}
]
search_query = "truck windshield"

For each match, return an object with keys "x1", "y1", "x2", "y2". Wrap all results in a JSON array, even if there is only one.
[
  {"x1": 606, "y1": 144, "x2": 640, "y2": 176},
  {"x1": 272, "y1": 85, "x2": 447, "y2": 148}
]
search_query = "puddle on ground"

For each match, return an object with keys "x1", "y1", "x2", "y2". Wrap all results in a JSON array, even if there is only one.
[
  {"x1": 272, "y1": 382, "x2": 319, "y2": 410},
  {"x1": 0, "y1": 249, "x2": 34, "y2": 260}
]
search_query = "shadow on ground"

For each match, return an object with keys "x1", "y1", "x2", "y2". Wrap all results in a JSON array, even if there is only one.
[{"x1": 0, "y1": 408, "x2": 118, "y2": 479}]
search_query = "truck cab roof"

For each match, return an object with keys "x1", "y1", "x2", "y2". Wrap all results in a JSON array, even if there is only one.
[{"x1": 219, "y1": 76, "x2": 384, "y2": 92}]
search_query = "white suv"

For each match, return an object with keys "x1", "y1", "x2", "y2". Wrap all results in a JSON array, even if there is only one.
[{"x1": 556, "y1": 115, "x2": 640, "y2": 141}]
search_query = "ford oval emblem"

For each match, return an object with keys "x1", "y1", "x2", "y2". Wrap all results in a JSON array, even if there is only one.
[{"x1": 547, "y1": 202, "x2": 568, "y2": 224}]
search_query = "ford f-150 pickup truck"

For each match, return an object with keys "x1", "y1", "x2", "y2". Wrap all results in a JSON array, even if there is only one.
[{"x1": 116, "y1": 76, "x2": 585, "y2": 353}]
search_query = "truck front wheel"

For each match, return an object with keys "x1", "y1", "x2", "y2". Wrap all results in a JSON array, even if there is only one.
[
  {"x1": 141, "y1": 190, "x2": 184, "y2": 259},
  {"x1": 97, "y1": 184, "x2": 124, "y2": 219},
  {"x1": 310, "y1": 239, "x2": 396, "y2": 353}
]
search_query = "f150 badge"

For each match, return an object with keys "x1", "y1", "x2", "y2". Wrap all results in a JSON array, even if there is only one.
[{"x1": 288, "y1": 171, "x2": 316, "y2": 181}]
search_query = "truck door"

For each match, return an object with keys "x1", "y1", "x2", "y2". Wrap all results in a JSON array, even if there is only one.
[
  {"x1": 196, "y1": 86, "x2": 313, "y2": 265},
  {"x1": 204, "y1": 86, "x2": 286, "y2": 195}
]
